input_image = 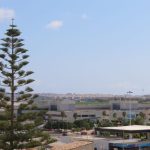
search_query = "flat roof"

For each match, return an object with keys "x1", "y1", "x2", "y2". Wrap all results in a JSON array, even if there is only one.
[
  {"x1": 100, "y1": 125, "x2": 150, "y2": 131},
  {"x1": 110, "y1": 138, "x2": 139, "y2": 144},
  {"x1": 51, "y1": 141, "x2": 93, "y2": 150},
  {"x1": 74, "y1": 135, "x2": 106, "y2": 140}
]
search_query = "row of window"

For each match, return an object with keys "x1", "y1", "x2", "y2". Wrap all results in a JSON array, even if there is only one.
[
  {"x1": 50, "y1": 114, "x2": 96, "y2": 118},
  {"x1": 77, "y1": 114, "x2": 96, "y2": 118}
]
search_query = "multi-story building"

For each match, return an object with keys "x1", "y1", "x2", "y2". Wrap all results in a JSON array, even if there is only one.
[{"x1": 32, "y1": 97, "x2": 150, "y2": 124}]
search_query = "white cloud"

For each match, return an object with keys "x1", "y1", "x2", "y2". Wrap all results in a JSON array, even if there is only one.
[
  {"x1": 46, "y1": 20, "x2": 63, "y2": 30},
  {"x1": 0, "y1": 8, "x2": 15, "y2": 23},
  {"x1": 81, "y1": 13, "x2": 88, "y2": 20}
]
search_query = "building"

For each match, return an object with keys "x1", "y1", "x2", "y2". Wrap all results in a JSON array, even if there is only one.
[
  {"x1": 95, "y1": 125, "x2": 150, "y2": 150},
  {"x1": 46, "y1": 108, "x2": 150, "y2": 125},
  {"x1": 32, "y1": 97, "x2": 150, "y2": 124},
  {"x1": 33, "y1": 98, "x2": 75, "y2": 111}
]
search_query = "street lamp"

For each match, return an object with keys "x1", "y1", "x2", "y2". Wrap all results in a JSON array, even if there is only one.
[{"x1": 127, "y1": 91, "x2": 133, "y2": 126}]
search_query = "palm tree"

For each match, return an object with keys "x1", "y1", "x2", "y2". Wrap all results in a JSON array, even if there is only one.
[
  {"x1": 122, "y1": 111, "x2": 126, "y2": 118},
  {"x1": 139, "y1": 112, "x2": 146, "y2": 119},
  {"x1": 48, "y1": 114, "x2": 52, "y2": 129},
  {"x1": 122, "y1": 111, "x2": 127, "y2": 125},
  {"x1": 111, "y1": 113, "x2": 117, "y2": 126},
  {"x1": 73, "y1": 113, "x2": 78, "y2": 122},
  {"x1": 102, "y1": 110, "x2": 107, "y2": 116},
  {"x1": 113, "y1": 112, "x2": 117, "y2": 119},
  {"x1": 61, "y1": 111, "x2": 66, "y2": 129}
]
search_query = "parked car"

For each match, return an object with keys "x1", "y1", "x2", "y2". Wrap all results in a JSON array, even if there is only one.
[
  {"x1": 62, "y1": 131, "x2": 73, "y2": 136},
  {"x1": 81, "y1": 131, "x2": 87, "y2": 135},
  {"x1": 56, "y1": 129, "x2": 63, "y2": 133},
  {"x1": 62, "y1": 131, "x2": 68, "y2": 136}
]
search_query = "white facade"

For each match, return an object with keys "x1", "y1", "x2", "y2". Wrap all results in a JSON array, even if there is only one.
[
  {"x1": 47, "y1": 109, "x2": 150, "y2": 124},
  {"x1": 33, "y1": 99, "x2": 75, "y2": 111}
]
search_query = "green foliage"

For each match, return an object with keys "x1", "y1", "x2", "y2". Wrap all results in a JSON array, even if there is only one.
[
  {"x1": 45, "y1": 121, "x2": 74, "y2": 130},
  {"x1": 98, "y1": 119, "x2": 113, "y2": 127},
  {"x1": 112, "y1": 112, "x2": 117, "y2": 118},
  {"x1": 102, "y1": 110, "x2": 107, "y2": 116},
  {"x1": 74, "y1": 119, "x2": 94, "y2": 130},
  {"x1": 0, "y1": 21, "x2": 52, "y2": 149},
  {"x1": 73, "y1": 113, "x2": 78, "y2": 121},
  {"x1": 122, "y1": 111, "x2": 126, "y2": 118},
  {"x1": 45, "y1": 119, "x2": 94, "y2": 130},
  {"x1": 133, "y1": 116, "x2": 145, "y2": 125},
  {"x1": 60, "y1": 111, "x2": 66, "y2": 121},
  {"x1": 139, "y1": 112, "x2": 146, "y2": 119}
]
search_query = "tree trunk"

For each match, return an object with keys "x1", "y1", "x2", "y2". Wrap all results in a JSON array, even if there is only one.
[{"x1": 10, "y1": 27, "x2": 15, "y2": 150}]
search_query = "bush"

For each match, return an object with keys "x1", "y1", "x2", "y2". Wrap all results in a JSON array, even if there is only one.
[
  {"x1": 45, "y1": 121, "x2": 74, "y2": 129},
  {"x1": 74, "y1": 119, "x2": 94, "y2": 130},
  {"x1": 45, "y1": 119, "x2": 94, "y2": 130}
]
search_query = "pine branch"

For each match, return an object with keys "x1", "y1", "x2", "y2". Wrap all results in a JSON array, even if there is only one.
[
  {"x1": 0, "y1": 83, "x2": 9, "y2": 87},
  {"x1": 15, "y1": 71, "x2": 34, "y2": 80},
  {"x1": 0, "y1": 75, "x2": 6, "y2": 79},
  {"x1": 2, "y1": 65, "x2": 11, "y2": 70}
]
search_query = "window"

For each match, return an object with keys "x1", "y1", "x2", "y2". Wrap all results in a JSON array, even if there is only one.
[
  {"x1": 89, "y1": 114, "x2": 96, "y2": 117},
  {"x1": 50, "y1": 105, "x2": 57, "y2": 111},
  {"x1": 82, "y1": 115, "x2": 88, "y2": 117},
  {"x1": 112, "y1": 103, "x2": 120, "y2": 110}
]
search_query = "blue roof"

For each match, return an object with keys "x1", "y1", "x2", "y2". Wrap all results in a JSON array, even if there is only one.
[{"x1": 112, "y1": 142, "x2": 150, "y2": 148}]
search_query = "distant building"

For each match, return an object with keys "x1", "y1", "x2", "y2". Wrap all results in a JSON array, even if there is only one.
[
  {"x1": 111, "y1": 100, "x2": 139, "y2": 110},
  {"x1": 31, "y1": 96, "x2": 150, "y2": 124},
  {"x1": 33, "y1": 99, "x2": 75, "y2": 111}
]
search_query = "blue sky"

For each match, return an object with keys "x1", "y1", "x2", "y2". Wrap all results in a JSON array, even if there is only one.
[{"x1": 1, "y1": 0, "x2": 150, "y2": 95}]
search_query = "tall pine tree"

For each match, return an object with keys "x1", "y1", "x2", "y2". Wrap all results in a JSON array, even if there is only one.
[{"x1": 0, "y1": 20, "x2": 52, "y2": 149}]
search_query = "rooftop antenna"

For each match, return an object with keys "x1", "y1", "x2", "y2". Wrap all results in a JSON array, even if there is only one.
[
  {"x1": 11, "y1": 18, "x2": 14, "y2": 25},
  {"x1": 127, "y1": 91, "x2": 133, "y2": 126},
  {"x1": 11, "y1": 18, "x2": 15, "y2": 29}
]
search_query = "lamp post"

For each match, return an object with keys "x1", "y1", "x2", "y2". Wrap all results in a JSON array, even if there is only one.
[
  {"x1": 123, "y1": 130, "x2": 125, "y2": 150},
  {"x1": 127, "y1": 91, "x2": 133, "y2": 126}
]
